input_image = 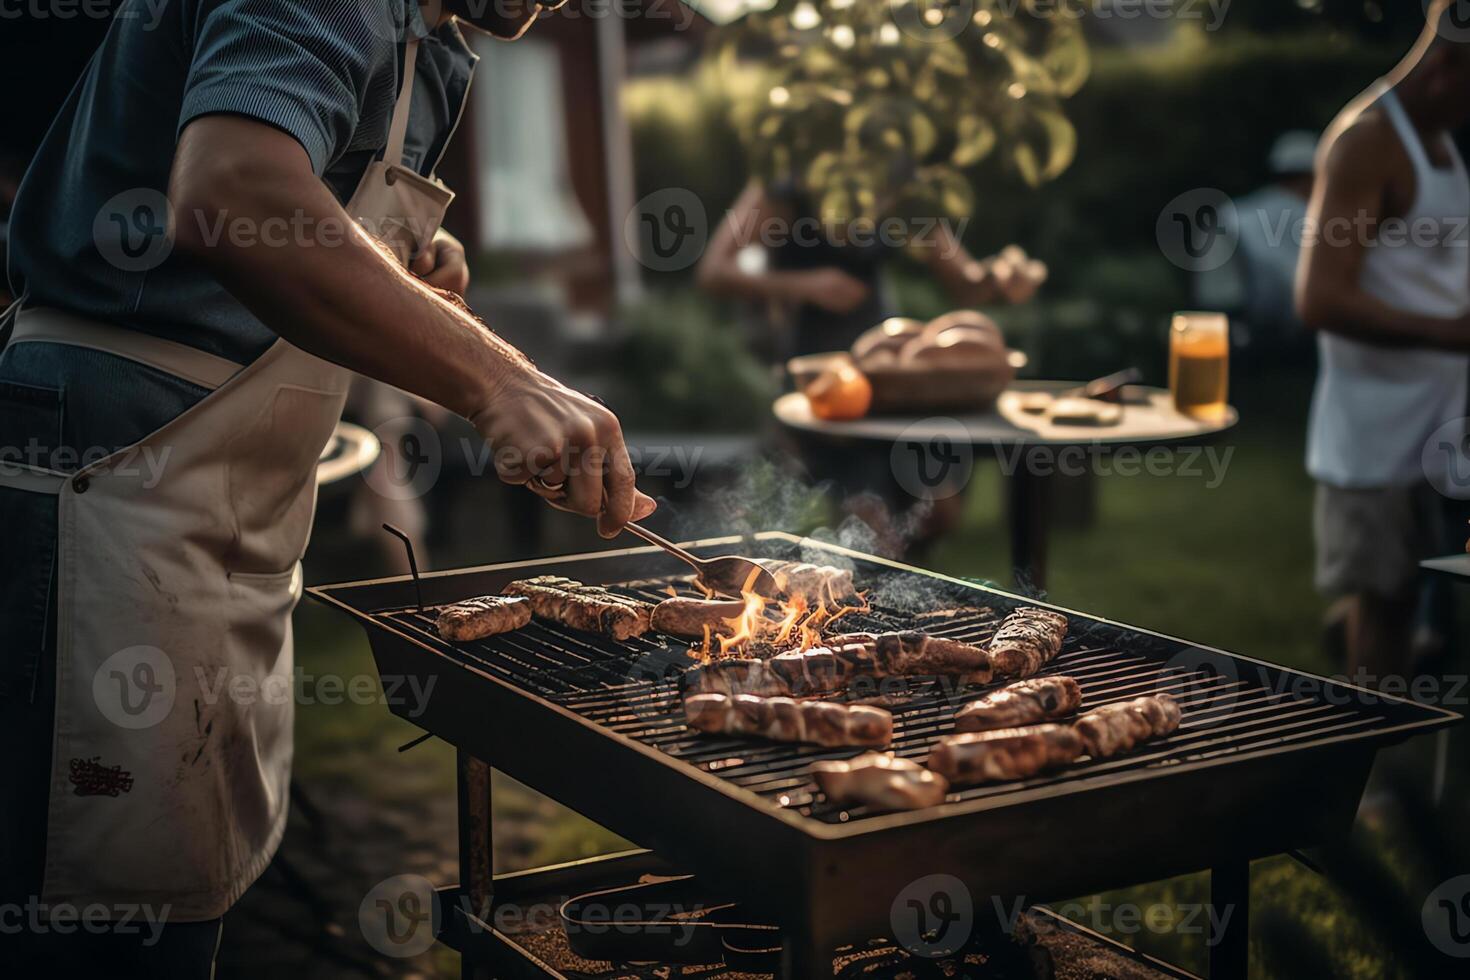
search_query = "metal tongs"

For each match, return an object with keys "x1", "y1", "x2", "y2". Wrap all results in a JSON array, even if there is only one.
[{"x1": 529, "y1": 476, "x2": 778, "y2": 598}]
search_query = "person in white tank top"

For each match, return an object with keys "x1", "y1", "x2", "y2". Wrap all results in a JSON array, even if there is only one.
[{"x1": 1297, "y1": 0, "x2": 1470, "y2": 683}]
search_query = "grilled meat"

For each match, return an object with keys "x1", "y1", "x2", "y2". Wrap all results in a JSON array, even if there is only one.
[
  {"x1": 681, "y1": 653, "x2": 836, "y2": 699},
  {"x1": 682, "y1": 633, "x2": 989, "y2": 700},
  {"x1": 810, "y1": 752, "x2": 949, "y2": 811},
  {"x1": 435, "y1": 595, "x2": 533, "y2": 641},
  {"x1": 650, "y1": 596, "x2": 748, "y2": 638},
  {"x1": 828, "y1": 631, "x2": 993, "y2": 686},
  {"x1": 954, "y1": 676, "x2": 1082, "y2": 733},
  {"x1": 684, "y1": 693, "x2": 892, "y2": 748},
  {"x1": 1074, "y1": 694, "x2": 1182, "y2": 759},
  {"x1": 926, "y1": 724, "x2": 1083, "y2": 785},
  {"x1": 502, "y1": 576, "x2": 652, "y2": 640},
  {"x1": 989, "y1": 607, "x2": 1069, "y2": 678}
]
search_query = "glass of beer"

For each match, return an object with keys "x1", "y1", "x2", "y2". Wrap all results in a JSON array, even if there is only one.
[{"x1": 1169, "y1": 312, "x2": 1230, "y2": 421}]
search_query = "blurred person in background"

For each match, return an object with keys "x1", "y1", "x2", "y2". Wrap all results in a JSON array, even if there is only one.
[
  {"x1": 1297, "y1": 0, "x2": 1470, "y2": 685},
  {"x1": 696, "y1": 179, "x2": 1047, "y2": 359},
  {"x1": 1195, "y1": 130, "x2": 1317, "y2": 350}
]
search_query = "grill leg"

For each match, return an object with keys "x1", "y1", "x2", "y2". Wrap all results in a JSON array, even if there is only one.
[
  {"x1": 1209, "y1": 860, "x2": 1250, "y2": 980},
  {"x1": 458, "y1": 752, "x2": 494, "y2": 980}
]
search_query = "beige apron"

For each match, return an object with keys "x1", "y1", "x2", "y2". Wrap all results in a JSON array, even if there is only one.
[{"x1": 0, "y1": 37, "x2": 456, "y2": 919}]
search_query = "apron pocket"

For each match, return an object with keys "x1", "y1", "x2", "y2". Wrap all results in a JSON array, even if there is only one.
[
  {"x1": 225, "y1": 565, "x2": 303, "y2": 664},
  {"x1": 0, "y1": 380, "x2": 64, "y2": 701}
]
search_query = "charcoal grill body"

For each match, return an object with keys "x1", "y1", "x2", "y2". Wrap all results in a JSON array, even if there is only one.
[{"x1": 309, "y1": 532, "x2": 1456, "y2": 978}]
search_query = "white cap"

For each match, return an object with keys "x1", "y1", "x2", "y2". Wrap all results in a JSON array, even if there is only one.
[{"x1": 1268, "y1": 130, "x2": 1318, "y2": 176}]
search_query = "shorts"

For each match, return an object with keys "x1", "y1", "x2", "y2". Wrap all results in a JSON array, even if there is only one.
[{"x1": 1313, "y1": 482, "x2": 1445, "y2": 600}]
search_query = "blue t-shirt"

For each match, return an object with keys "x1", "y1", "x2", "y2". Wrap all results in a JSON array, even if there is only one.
[{"x1": 6, "y1": 0, "x2": 476, "y2": 366}]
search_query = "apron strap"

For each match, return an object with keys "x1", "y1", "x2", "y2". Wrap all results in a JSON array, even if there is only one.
[
  {"x1": 8, "y1": 306, "x2": 243, "y2": 391},
  {"x1": 384, "y1": 39, "x2": 420, "y2": 167}
]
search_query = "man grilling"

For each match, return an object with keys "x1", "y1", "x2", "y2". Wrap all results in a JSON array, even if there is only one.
[
  {"x1": 0, "y1": 2, "x2": 652, "y2": 974},
  {"x1": 1297, "y1": 0, "x2": 1470, "y2": 684}
]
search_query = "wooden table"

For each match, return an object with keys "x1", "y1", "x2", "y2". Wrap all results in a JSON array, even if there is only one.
[{"x1": 773, "y1": 383, "x2": 1238, "y2": 588}]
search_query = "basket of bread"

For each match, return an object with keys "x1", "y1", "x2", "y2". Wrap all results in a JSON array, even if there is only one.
[{"x1": 789, "y1": 311, "x2": 1028, "y2": 420}]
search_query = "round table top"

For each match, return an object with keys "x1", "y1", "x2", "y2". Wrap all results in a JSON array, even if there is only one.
[
  {"x1": 772, "y1": 383, "x2": 1238, "y2": 448},
  {"x1": 317, "y1": 421, "x2": 381, "y2": 486}
]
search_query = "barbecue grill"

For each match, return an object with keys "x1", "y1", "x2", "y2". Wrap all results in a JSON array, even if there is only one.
[{"x1": 309, "y1": 532, "x2": 1457, "y2": 978}]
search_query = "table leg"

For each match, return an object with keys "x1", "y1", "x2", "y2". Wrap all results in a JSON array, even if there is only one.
[
  {"x1": 1210, "y1": 860, "x2": 1250, "y2": 980},
  {"x1": 1007, "y1": 461, "x2": 1053, "y2": 592},
  {"x1": 458, "y1": 752, "x2": 494, "y2": 980}
]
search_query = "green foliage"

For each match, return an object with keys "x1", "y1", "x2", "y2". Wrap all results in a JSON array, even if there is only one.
[
  {"x1": 611, "y1": 290, "x2": 777, "y2": 432},
  {"x1": 715, "y1": 0, "x2": 1089, "y2": 231}
]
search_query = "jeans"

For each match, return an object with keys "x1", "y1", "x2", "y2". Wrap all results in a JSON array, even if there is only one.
[{"x1": 0, "y1": 340, "x2": 220, "y2": 971}]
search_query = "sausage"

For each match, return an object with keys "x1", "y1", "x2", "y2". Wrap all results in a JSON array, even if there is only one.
[
  {"x1": 810, "y1": 752, "x2": 949, "y2": 811},
  {"x1": 989, "y1": 608, "x2": 1069, "y2": 678},
  {"x1": 683, "y1": 693, "x2": 893, "y2": 748},
  {"x1": 650, "y1": 597, "x2": 748, "y2": 638},
  {"x1": 926, "y1": 725, "x2": 1082, "y2": 785},
  {"x1": 954, "y1": 676, "x2": 1082, "y2": 733},
  {"x1": 435, "y1": 595, "x2": 533, "y2": 641},
  {"x1": 502, "y1": 576, "x2": 652, "y2": 640},
  {"x1": 828, "y1": 631, "x2": 993, "y2": 686},
  {"x1": 1074, "y1": 694, "x2": 1182, "y2": 759}
]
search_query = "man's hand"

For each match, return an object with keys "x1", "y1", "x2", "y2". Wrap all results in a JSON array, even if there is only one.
[
  {"x1": 471, "y1": 367, "x2": 657, "y2": 538},
  {"x1": 800, "y1": 267, "x2": 871, "y2": 314},
  {"x1": 967, "y1": 245, "x2": 1047, "y2": 305},
  {"x1": 410, "y1": 228, "x2": 470, "y2": 297}
]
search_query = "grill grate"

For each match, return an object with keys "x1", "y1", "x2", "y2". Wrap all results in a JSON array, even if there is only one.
[{"x1": 373, "y1": 575, "x2": 1389, "y2": 825}]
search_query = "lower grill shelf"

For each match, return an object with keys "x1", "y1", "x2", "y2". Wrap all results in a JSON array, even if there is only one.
[{"x1": 435, "y1": 850, "x2": 1201, "y2": 979}]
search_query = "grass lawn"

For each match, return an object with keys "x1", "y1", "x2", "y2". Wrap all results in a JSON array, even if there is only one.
[{"x1": 289, "y1": 364, "x2": 1466, "y2": 977}]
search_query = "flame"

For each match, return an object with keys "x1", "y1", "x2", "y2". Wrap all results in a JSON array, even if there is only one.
[{"x1": 693, "y1": 586, "x2": 871, "y2": 660}]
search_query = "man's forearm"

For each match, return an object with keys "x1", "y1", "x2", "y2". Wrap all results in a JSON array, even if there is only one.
[{"x1": 172, "y1": 152, "x2": 529, "y2": 419}]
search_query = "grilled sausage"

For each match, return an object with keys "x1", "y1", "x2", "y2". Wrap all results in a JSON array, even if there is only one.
[
  {"x1": 684, "y1": 693, "x2": 892, "y2": 748},
  {"x1": 435, "y1": 595, "x2": 533, "y2": 641},
  {"x1": 954, "y1": 676, "x2": 1082, "y2": 733},
  {"x1": 681, "y1": 658, "x2": 793, "y2": 698},
  {"x1": 650, "y1": 597, "x2": 748, "y2": 638},
  {"x1": 989, "y1": 607, "x2": 1069, "y2": 678},
  {"x1": 682, "y1": 634, "x2": 982, "y2": 700},
  {"x1": 811, "y1": 752, "x2": 949, "y2": 811},
  {"x1": 926, "y1": 725, "x2": 1082, "y2": 785},
  {"x1": 828, "y1": 631, "x2": 993, "y2": 686},
  {"x1": 502, "y1": 576, "x2": 652, "y2": 640},
  {"x1": 1074, "y1": 694, "x2": 1182, "y2": 759}
]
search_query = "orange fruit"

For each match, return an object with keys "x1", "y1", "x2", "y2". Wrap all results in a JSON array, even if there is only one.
[{"x1": 805, "y1": 362, "x2": 873, "y2": 420}]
